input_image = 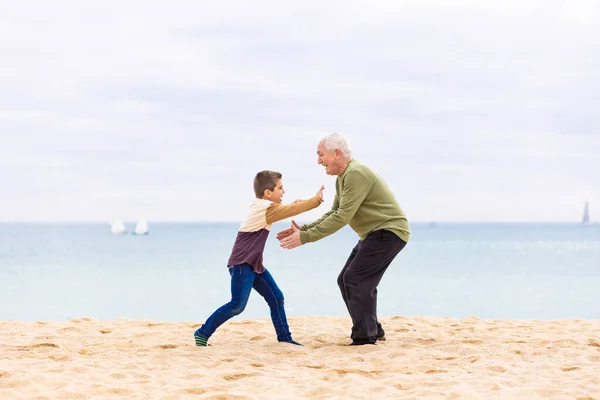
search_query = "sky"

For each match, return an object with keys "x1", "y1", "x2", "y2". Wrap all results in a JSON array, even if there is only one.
[{"x1": 0, "y1": 0, "x2": 599, "y2": 223}]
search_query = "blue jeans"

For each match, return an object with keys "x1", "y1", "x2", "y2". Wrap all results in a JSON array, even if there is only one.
[{"x1": 196, "y1": 264, "x2": 293, "y2": 342}]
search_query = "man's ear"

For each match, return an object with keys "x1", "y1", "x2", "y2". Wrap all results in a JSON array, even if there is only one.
[{"x1": 335, "y1": 148, "x2": 343, "y2": 158}]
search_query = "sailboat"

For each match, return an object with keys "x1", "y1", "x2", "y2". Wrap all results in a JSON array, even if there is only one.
[
  {"x1": 110, "y1": 217, "x2": 127, "y2": 235},
  {"x1": 132, "y1": 218, "x2": 149, "y2": 235},
  {"x1": 582, "y1": 201, "x2": 590, "y2": 225}
]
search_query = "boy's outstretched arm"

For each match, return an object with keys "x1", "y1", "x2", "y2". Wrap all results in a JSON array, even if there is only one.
[{"x1": 266, "y1": 185, "x2": 324, "y2": 224}]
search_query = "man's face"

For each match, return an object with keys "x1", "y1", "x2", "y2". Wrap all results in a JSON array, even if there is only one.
[{"x1": 317, "y1": 141, "x2": 338, "y2": 176}]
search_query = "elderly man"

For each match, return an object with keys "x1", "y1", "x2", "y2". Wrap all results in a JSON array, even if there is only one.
[{"x1": 277, "y1": 133, "x2": 410, "y2": 345}]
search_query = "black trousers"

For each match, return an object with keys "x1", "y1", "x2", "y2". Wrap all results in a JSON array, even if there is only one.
[{"x1": 337, "y1": 229, "x2": 407, "y2": 341}]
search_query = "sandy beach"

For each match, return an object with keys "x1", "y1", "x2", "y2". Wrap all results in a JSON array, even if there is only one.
[{"x1": 1, "y1": 316, "x2": 598, "y2": 399}]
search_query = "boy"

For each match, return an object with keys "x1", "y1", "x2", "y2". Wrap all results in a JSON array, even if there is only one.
[{"x1": 194, "y1": 170, "x2": 324, "y2": 346}]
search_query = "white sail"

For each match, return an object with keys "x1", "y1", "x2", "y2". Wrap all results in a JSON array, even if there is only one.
[
  {"x1": 582, "y1": 201, "x2": 590, "y2": 225},
  {"x1": 110, "y1": 217, "x2": 126, "y2": 234},
  {"x1": 134, "y1": 218, "x2": 149, "y2": 235}
]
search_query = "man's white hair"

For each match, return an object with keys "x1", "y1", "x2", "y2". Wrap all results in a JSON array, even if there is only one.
[{"x1": 320, "y1": 132, "x2": 352, "y2": 157}]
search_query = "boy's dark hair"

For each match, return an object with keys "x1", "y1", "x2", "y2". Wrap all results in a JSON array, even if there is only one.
[{"x1": 254, "y1": 170, "x2": 282, "y2": 199}]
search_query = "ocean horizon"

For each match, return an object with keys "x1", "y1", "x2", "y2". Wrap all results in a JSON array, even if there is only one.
[{"x1": 1, "y1": 222, "x2": 598, "y2": 322}]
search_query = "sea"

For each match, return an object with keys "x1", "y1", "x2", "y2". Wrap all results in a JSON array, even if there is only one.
[{"x1": 1, "y1": 222, "x2": 599, "y2": 322}]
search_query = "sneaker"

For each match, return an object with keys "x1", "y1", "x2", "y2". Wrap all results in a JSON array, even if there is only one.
[
  {"x1": 279, "y1": 339, "x2": 303, "y2": 346},
  {"x1": 348, "y1": 331, "x2": 385, "y2": 342},
  {"x1": 194, "y1": 331, "x2": 208, "y2": 347},
  {"x1": 376, "y1": 323, "x2": 386, "y2": 341},
  {"x1": 349, "y1": 338, "x2": 377, "y2": 346}
]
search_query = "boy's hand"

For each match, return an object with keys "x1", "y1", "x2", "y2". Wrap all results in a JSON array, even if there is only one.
[
  {"x1": 276, "y1": 220, "x2": 301, "y2": 240},
  {"x1": 316, "y1": 185, "x2": 325, "y2": 202}
]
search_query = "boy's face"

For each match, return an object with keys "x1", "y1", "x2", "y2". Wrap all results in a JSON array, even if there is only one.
[{"x1": 264, "y1": 178, "x2": 285, "y2": 203}]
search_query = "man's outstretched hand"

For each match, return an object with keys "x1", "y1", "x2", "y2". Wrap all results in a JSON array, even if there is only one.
[
  {"x1": 276, "y1": 220, "x2": 301, "y2": 241},
  {"x1": 277, "y1": 183, "x2": 323, "y2": 249},
  {"x1": 279, "y1": 229, "x2": 303, "y2": 249}
]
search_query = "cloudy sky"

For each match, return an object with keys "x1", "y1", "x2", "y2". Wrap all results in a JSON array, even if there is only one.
[{"x1": 1, "y1": 0, "x2": 598, "y2": 223}]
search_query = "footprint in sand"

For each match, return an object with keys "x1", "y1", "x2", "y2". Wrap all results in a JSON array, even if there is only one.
[
  {"x1": 561, "y1": 366, "x2": 580, "y2": 372},
  {"x1": 222, "y1": 372, "x2": 259, "y2": 381},
  {"x1": 181, "y1": 388, "x2": 210, "y2": 395},
  {"x1": 70, "y1": 318, "x2": 93, "y2": 323},
  {"x1": 424, "y1": 369, "x2": 448, "y2": 374},
  {"x1": 58, "y1": 327, "x2": 84, "y2": 333},
  {"x1": 434, "y1": 356, "x2": 457, "y2": 361},
  {"x1": 49, "y1": 354, "x2": 71, "y2": 362},
  {"x1": 462, "y1": 339, "x2": 485, "y2": 344},
  {"x1": 157, "y1": 344, "x2": 177, "y2": 349},
  {"x1": 26, "y1": 343, "x2": 59, "y2": 349},
  {"x1": 99, "y1": 329, "x2": 112, "y2": 334},
  {"x1": 106, "y1": 387, "x2": 132, "y2": 396},
  {"x1": 332, "y1": 369, "x2": 382, "y2": 377}
]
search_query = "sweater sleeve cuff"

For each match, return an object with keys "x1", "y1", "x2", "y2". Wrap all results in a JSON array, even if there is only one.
[{"x1": 299, "y1": 230, "x2": 310, "y2": 244}]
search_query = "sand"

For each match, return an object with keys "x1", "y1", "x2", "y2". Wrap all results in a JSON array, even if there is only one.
[{"x1": 1, "y1": 316, "x2": 599, "y2": 399}]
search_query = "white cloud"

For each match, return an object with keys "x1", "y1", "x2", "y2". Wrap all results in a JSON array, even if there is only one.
[{"x1": 0, "y1": 0, "x2": 598, "y2": 222}]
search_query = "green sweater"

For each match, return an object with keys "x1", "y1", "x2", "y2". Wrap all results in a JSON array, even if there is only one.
[{"x1": 299, "y1": 159, "x2": 410, "y2": 244}]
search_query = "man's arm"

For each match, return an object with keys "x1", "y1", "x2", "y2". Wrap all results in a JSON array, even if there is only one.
[
  {"x1": 299, "y1": 171, "x2": 372, "y2": 243},
  {"x1": 265, "y1": 197, "x2": 322, "y2": 224}
]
